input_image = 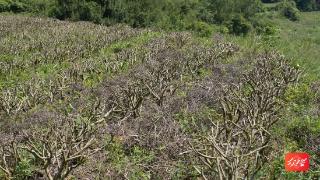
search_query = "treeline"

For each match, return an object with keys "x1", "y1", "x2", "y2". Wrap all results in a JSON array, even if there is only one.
[
  {"x1": 263, "y1": 0, "x2": 320, "y2": 11},
  {"x1": 0, "y1": 0, "x2": 264, "y2": 35},
  {"x1": 0, "y1": 0, "x2": 319, "y2": 35}
]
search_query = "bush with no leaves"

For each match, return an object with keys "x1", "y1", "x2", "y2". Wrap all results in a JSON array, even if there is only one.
[{"x1": 189, "y1": 52, "x2": 300, "y2": 179}]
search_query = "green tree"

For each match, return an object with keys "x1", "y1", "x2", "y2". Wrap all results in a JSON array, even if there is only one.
[
  {"x1": 294, "y1": 0, "x2": 318, "y2": 11},
  {"x1": 202, "y1": 0, "x2": 262, "y2": 23}
]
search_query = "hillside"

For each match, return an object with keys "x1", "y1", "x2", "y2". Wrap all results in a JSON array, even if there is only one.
[
  {"x1": 273, "y1": 12, "x2": 320, "y2": 79},
  {"x1": 269, "y1": 11, "x2": 320, "y2": 179},
  {"x1": 235, "y1": 11, "x2": 320, "y2": 179},
  {"x1": 0, "y1": 12, "x2": 319, "y2": 179}
]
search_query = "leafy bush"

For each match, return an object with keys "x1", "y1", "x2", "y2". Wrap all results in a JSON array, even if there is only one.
[
  {"x1": 251, "y1": 15, "x2": 277, "y2": 35},
  {"x1": 202, "y1": 0, "x2": 263, "y2": 23},
  {"x1": 0, "y1": 0, "x2": 11, "y2": 12},
  {"x1": 9, "y1": 1, "x2": 27, "y2": 13},
  {"x1": 49, "y1": 0, "x2": 102, "y2": 22},
  {"x1": 76, "y1": 1, "x2": 102, "y2": 22},
  {"x1": 227, "y1": 15, "x2": 252, "y2": 35},
  {"x1": 25, "y1": 0, "x2": 52, "y2": 14},
  {"x1": 0, "y1": 0, "x2": 52, "y2": 14},
  {"x1": 13, "y1": 159, "x2": 34, "y2": 179},
  {"x1": 49, "y1": 0, "x2": 77, "y2": 20},
  {"x1": 286, "y1": 123, "x2": 312, "y2": 147},
  {"x1": 277, "y1": 0, "x2": 300, "y2": 21},
  {"x1": 294, "y1": 0, "x2": 318, "y2": 11},
  {"x1": 0, "y1": 0, "x2": 27, "y2": 13},
  {"x1": 187, "y1": 21, "x2": 213, "y2": 37}
]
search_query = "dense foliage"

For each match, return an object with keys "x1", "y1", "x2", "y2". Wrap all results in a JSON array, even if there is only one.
[
  {"x1": 263, "y1": 0, "x2": 320, "y2": 11},
  {"x1": 277, "y1": 0, "x2": 301, "y2": 21},
  {"x1": 1, "y1": 0, "x2": 318, "y2": 35},
  {"x1": 294, "y1": 0, "x2": 320, "y2": 11},
  {"x1": 0, "y1": 0, "x2": 266, "y2": 35},
  {"x1": 1, "y1": 0, "x2": 319, "y2": 26}
]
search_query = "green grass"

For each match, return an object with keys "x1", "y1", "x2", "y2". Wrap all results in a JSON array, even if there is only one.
[
  {"x1": 101, "y1": 31, "x2": 162, "y2": 57},
  {"x1": 231, "y1": 11, "x2": 320, "y2": 80},
  {"x1": 273, "y1": 12, "x2": 320, "y2": 80},
  {"x1": 266, "y1": 11, "x2": 320, "y2": 178}
]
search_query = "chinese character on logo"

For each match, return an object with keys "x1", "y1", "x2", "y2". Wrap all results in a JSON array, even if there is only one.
[{"x1": 285, "y1": 152, "x2": 310, "y2": 172}]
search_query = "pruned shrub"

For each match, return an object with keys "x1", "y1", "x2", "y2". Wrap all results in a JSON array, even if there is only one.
[
  {"x1": 0, "y1": 15, "x2": 307, "y2": 179},
  {"x1": 189, "y1": 52, "x2": 300, "y2": 179}
]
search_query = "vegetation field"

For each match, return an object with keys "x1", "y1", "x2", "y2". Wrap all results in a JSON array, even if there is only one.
[
  {"x1": 0, "y1": 3, "x2": 320, "y2": 180},
  {"x1": 240, "y1": 11, "x2": 320, "y2": 179},
  {"x1": 273, "y1": 12, "x2": 320, "y2": 79}
]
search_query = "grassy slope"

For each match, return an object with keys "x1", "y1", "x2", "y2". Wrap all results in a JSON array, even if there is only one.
[
  {"x1": 222, "y1": 10, "x2": 320, "y2": 178},
  {"x1": 275, "y1": 12, "x2": 320, "y2": 80},
  {"x1": 266, "y1": 11, "x2": 320, "y2": 178},
  {"x1": 232, "y1": 11, "x2": 320, "y2": 80}
]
